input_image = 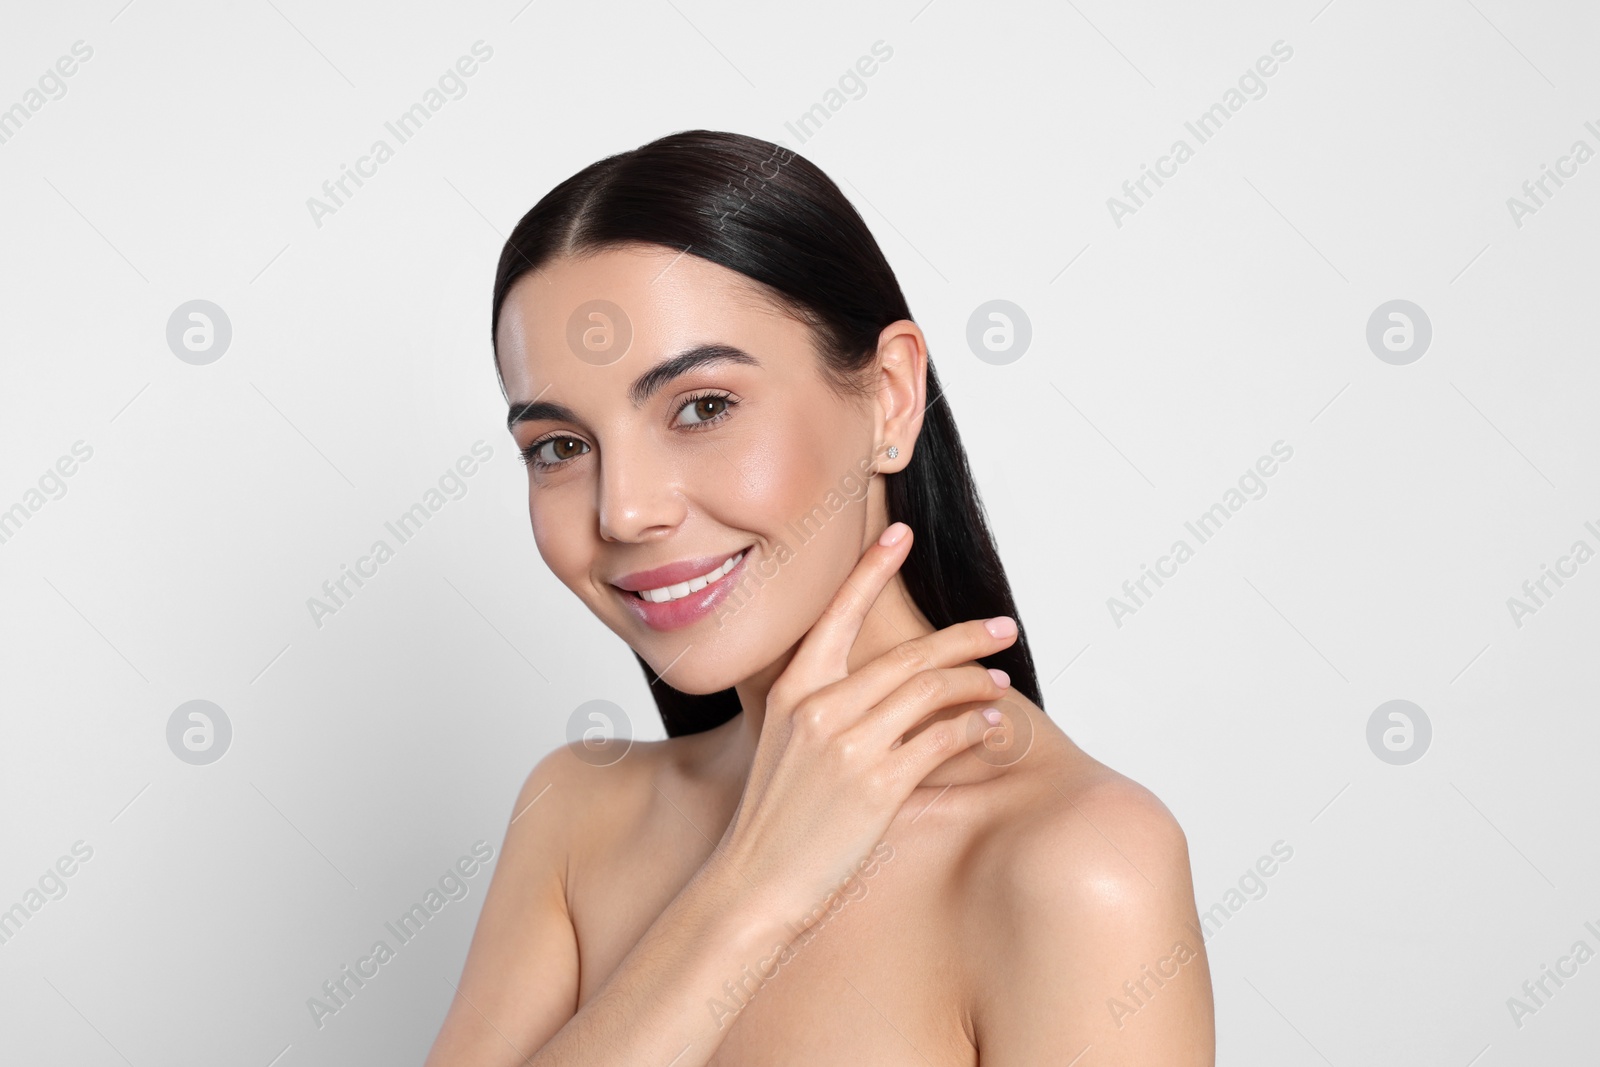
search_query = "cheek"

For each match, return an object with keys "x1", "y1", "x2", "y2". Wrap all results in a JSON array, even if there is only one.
[
  {"x1": 710, "y1": 405, "x2": 875, "y2": 579},
  {"x1": 529, "y1": 494, "x2": 590, "y2": 588},
  {"x1": 722, "y1": 443, "x2": 823, "y2": 520},
  {"x1": 714, "y1": 405, "x2": 863, "y2": 530}
]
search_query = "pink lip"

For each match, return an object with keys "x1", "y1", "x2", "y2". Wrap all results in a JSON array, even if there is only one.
[{"x1": 616, "y1": 550, "x2": 751, "y2": 632}]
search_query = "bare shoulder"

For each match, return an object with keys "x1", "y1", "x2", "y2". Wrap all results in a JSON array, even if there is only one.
[
  {"x1": 516, "y1": 732, "x2": 682, "y2": 853},
  {"x1": 955, "y1": 722, "x2": 1191, "y2": 900},
  {"x1": 524, "y1": 724, "x2": 734, "y2": 856},
  {"x1": 1009, "y1": 762, "x2": 1191, "y2": 902},
  {"x1": 425, "y1": 732, "x2": 693, "y2": 1064},
  {"x1": 961, "y1": 749, "x2": 1214, "y2": 1064}
]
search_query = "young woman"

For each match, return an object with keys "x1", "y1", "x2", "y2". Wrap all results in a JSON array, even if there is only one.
[{"x1": 425, "y1": 130, "x2": 1214, "y2": 1065}]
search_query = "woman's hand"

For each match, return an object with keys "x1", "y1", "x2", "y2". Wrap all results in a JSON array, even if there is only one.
[{"x1": 712, "y1": 520, "x2": 1019, "y2": 918}]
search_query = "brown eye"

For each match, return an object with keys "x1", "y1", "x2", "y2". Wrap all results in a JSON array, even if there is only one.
[
  {"x1": 523, "y1": 436, "x2": 589, "y2": 469},
  {"x1": 676, "y1": 394, "x2": 734, "y2": 427}
]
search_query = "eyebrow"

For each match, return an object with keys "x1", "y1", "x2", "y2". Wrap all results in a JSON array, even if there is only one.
[{"x1": 506, "y1": 343, "x2": 760, "y2": 432}]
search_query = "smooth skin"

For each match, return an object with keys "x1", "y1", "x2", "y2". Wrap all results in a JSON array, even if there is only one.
[{"x1": 425, "y1": 244, "x2": 1215, "y2": 1065}]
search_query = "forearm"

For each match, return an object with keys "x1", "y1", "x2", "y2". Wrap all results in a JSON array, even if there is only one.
[{"x1": 528, "y1": 853, "x2": 793, "y2": 1065}]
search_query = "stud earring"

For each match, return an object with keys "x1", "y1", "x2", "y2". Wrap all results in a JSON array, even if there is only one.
[{"x1": 885, "y1": 445, "x2": 899, "y2": 460}]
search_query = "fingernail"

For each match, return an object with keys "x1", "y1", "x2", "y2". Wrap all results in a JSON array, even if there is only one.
[
  {"x1": 983, "y1": 708, "x2": 1002, "y2": 725},
  {"x1": 987, "y1": 668, "x2": 1010, "y2": 688},
  {"x1": 984, "y1": 616, "x2": 1016, "y2": 638},
  {"x1": 878, "y1": 522, "x2": 908, "y2": 547}
]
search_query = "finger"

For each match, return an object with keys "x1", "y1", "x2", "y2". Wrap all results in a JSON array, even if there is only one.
[
  {"x1": 814, "y1": 616, "x2": 1018, "y2": 718},
  {"x1": 862, "y1": 664, "x2": 1008, "y2": 744},
  {"x1": 788, "y1": 521, "x2": 914, "y2": 682},
  {"x1": 889, "y1": 706, "x2": 1001, "y2": 783}
]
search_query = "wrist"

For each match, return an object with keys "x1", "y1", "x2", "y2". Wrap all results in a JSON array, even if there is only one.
[{"x1": 693, "y1": 847, "x2": 804, "y2": 950}]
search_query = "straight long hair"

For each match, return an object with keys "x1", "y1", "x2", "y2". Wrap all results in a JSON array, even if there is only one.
[{"x1": 491, "y1": 130, "x2": 1042, "y2": 737}]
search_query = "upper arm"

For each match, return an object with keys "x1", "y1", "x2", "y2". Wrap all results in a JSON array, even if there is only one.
[
  {"x1": 424, "y1": 745, "x2": 586, "y2": 1067},
  {"x1": 969, "y1": 779, "x2": 1215, "y2": 1066}
]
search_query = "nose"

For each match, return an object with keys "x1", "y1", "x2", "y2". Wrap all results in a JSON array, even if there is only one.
[{"x1": 596, "y1": 436, "x2": 687, "y2": 543}]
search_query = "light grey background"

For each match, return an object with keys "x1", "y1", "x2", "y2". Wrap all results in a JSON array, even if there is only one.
[{"x1": 2, "y1": 0, "x2": 1596, "y2": 1063}]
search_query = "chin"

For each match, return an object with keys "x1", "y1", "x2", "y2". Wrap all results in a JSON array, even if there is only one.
[
  {"x1": 632, "y1": 618, "x2": 797, "y2": 697},
  {"x1": 660, "y1": 670, "x2": 742, "y2": 696},
  {"x1": 633, "y1": 644, "x2": 754, "y2": 696},
  {"x1": 633, "y1": 627, "x2": 764, "y2": 694}
]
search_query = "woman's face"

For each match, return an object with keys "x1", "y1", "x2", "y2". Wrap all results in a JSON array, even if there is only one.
[{"x1": 495, "y1": 244, "x2": 889, "y2": 694}]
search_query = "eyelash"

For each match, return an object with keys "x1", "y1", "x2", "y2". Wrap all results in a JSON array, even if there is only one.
[{"x1": 519, "y1": 391, "x2": 740, "y2": 471}]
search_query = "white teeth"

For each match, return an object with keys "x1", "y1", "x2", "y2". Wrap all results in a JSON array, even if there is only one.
[{"x1": 637, "y1": 551, "x2": 743, "y2": 604}]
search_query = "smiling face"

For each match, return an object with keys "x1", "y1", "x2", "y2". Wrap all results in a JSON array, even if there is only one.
[{"x1": 495, "y1": 243, "x2": 899, "y2": 695}]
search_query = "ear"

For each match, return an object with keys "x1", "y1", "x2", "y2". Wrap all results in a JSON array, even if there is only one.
[{"x1": 871, "y1": 319, "x2": 928, "y2": 474}]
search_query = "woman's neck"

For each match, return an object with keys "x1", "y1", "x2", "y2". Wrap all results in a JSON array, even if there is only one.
[{"x1": 716, "y1": 572, "x2": 1017, "y2": 790}]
